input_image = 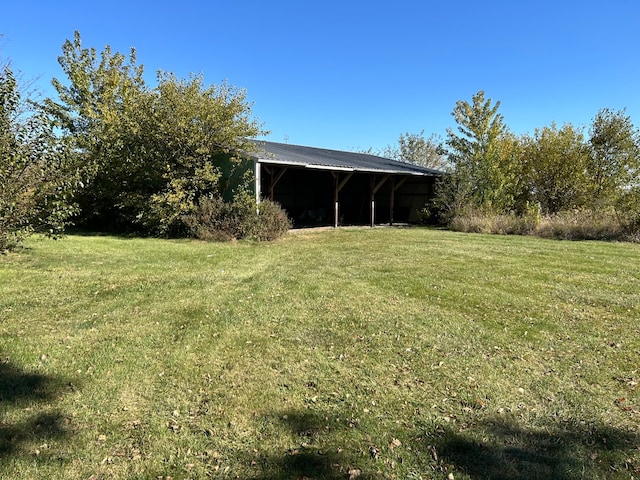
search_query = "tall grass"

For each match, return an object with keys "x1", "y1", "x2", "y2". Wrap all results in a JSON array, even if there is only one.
[
  {"x1": 450, "y1": 208, "x2": 640, "y2": 241},
  {"x1": 1, "y1": 229, "x2": 638, "y2": 479}
]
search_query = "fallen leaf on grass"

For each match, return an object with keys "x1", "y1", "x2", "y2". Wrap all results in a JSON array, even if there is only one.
[
  {"x1": 430, "y1": 445, "x2": 438, "y2": 462},
  {"x1": 348, "y1": 468, "x2": 361, "y2": 479},
  {"x1": 389, "y1": 438, "x2": 402, "y2": 450}
]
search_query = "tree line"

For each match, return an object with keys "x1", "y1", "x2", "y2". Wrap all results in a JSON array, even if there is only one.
[
  {"x1": 2, "y1": 32, "x2": 640, "y2": 250},
  {"x1": 383, "y1": 91, "x2": 640, "y2": 238}
]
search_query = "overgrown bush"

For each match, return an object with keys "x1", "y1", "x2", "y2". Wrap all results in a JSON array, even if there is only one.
[
  {"x1": 183, "y1": 195, "x2": 291, "y2": 242},
  {"x1": 253, "y1": 199, "x2": 293, "y2": 240}
]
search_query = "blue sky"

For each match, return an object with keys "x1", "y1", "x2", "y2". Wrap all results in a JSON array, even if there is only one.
[{"x1": 2, "y1": 0, "x2": 640, "y2": 152}]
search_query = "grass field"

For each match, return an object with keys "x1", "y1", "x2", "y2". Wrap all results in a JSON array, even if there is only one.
[{"x1": 1, "y1": 228, "x2": 639, "y2": 479}]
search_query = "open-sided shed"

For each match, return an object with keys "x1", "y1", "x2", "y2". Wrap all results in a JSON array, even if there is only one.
[{"x1": 251, "y1": 141, "x2": 442, "y2": 228}]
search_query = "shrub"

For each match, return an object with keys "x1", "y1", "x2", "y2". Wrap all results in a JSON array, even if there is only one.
[
  {"x1": 253, "y1": 199, "x2": 293, "y2": 241},
  {"x1": 183, "y1": 195, "x2": 291, "y2": 242}
]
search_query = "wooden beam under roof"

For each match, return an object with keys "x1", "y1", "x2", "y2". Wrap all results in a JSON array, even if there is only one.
[
  {"x1": 370, "y1": 174, "x2": 391, "y2": 227},
  {"x1": 332, "y1": 171, "x2": 354, "y2": 227},
  {"x1": 264, "y1": 165, "x2": 288, "y2": 201}
]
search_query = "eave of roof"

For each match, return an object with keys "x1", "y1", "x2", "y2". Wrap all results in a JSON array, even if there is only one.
[{"x1": 250, "y1": 140, "x2": 442, "y2": 176}]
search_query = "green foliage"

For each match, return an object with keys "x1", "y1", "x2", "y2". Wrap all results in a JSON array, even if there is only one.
[
  {"x1": 184, "y1": 195, "x2": 291, "y2": 241},
  {"x1": 45, "y1": 31, "x2": 266, "y2": 234},
  {"x1": 438, "y1": 93, "x2": 640, "y2": 235},
  {"x1": 254, "y1": 198, "x2": 294, "y2": 240},
  {"x1": 382, "y1": 130, "x2": 448, "y2": 170},
  {"x1": 42, "y1": 31, "x2": 149, "y2": 230},
  {"x1": 139, "y1": 73, "x2": 263, "y2": 235},
  {"x1": 444, "y1": 91, "x2": 518, "y2": 213},
  {"x1": 587, "y1": 108, "x2": 640, "y2": 207},
  {"x1": 0, "y1": 65, "x2": 79, "y2": 251},
  {"x1": 429, "y1": 173, "x2": 469, "y2": 224},
  {"x1": 523, "y1": 123, "x2": 592, "y2": 214},
  {"x1": 518, "y1": 114, "x2": 640, "y2": 216}
]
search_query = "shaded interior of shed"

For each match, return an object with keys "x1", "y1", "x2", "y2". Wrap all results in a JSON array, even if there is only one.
[{"x1": 259, "y1": 165, "x2": 436, "y2": 228}]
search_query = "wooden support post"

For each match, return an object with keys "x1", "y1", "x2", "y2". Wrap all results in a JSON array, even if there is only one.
[
  {"x1": 390, "y1": 176, "x2": 395, "y2": 225},
  {"x1": 255, "y1": 161, "x2": 262, "y2": 212},
  {"x1": 370, "y1": 174, "x2": 390, "y2": 227},
  {"x1": 392, "y1": 176, "x2": 409, "y2": 224},
  {"x1": 332, "y1": 172, "x2": 353, "y2": 228},
  {"x1": 334, "y1": 174, "x2": 339, "y2": 228},
  {"x1": 268, "y1": 166, "x2": 287, "y2": 201},
  {"x1": 370, "y1": 176, "x2": 375, "y2": 227}
]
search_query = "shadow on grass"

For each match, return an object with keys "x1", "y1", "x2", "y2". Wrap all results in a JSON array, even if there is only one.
[
  {"x1": 0, "y1": 360, "x2": 74, "y2": 465},
  {"x1": 247, "y1": 409, "x2": 374, "y2": 480},
  {"x1": 236, "y1": 408, "x2": 640, "y2": 479},
  {"x1": 431, "y1": 415, "x2": 640, "y2": 479}
]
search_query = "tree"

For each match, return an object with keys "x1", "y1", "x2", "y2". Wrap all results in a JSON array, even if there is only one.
[
  {"x1": 1, "y1": 65, "x2": 79, "y2": 251},
  {"x1": 523, "y1": 123, "x2": 591, "y2": 214},
  {"x1": 383, "y1": 131, "x2": 447, "y2": 170},
  {"x1": 444, "y1": 91, "x2": 516, "y2": 213},
  {"x1": 587, "y1": 108, "x2": 640, "y2": 208},
  {"x1": 44, "y1": 32, "x2": 266, "y2": 235},
  {"x1": 42, "y1": 31, "x2": 149, "y2": 230},
  {"x1": 142, "y1": 72, "x2": 265, "y2": 235},
  {"x1": 494, "y1": 131, "x2": 529, "y2": 214}
]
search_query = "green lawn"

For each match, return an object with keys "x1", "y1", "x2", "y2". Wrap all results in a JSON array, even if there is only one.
[{"x1": 1, "y1": 228, "x2": 639, "y2": 479}]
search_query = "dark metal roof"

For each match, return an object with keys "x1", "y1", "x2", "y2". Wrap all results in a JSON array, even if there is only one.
[{"x1": 251, "y1": 140, "x2": 442, "y2": 176}]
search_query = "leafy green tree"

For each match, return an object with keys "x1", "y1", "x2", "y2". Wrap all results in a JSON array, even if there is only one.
[
  {"x1": 444, "y1": 90, "x2": 516, "y2": 213},
  {"x1": 383, "y1": 131, "x2": 447, "y2": 170},
  {"x1": 44, "y1": 32, "x2": 266, "y2": 235},
  {"x1": 142, "y1": 72, "x2": 264, "y2": 235},
  {"x1": 523, "y1": 123, "x2": 591, "y2": 214},
  {"x1": 495, "y1": 131, "x2": 529, "y2": 214},
  {"x1": 1, "y1": 65, "x2": 79, "y2": 250},
  {"x1": 42, "y1": 31, "x2": 150, "y2": 229},
  {"x1": 587, "y1": 108, "x2": 640, "y2": 208}
]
